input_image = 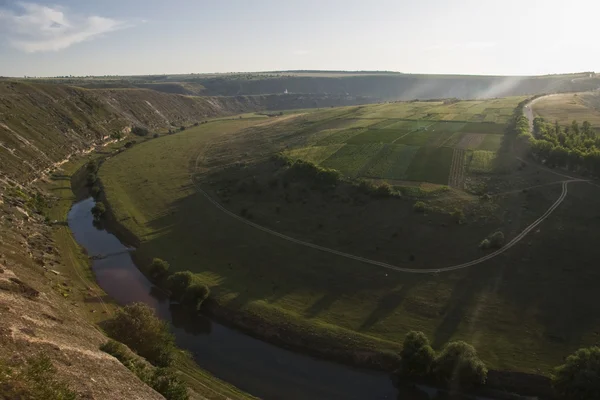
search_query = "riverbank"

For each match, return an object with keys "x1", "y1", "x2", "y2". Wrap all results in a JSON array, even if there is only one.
[{"x1": 45, "y1": 146, "x2": 258, "y2": 400}]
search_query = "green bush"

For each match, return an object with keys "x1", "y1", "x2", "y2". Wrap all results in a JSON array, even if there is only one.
[
  {"x1": 433, "y1": 341, "x2": 487, "y2": 388},
  {"x1": 489, "y1": 231, "x2": 505, "y2": 248},
  {"x1": 106, "y1": 303, "x2": 176, "y2": 367},
  {"x1": 413, "y1": 201, "x2": 427, "y2": 213},
  {"x1": 150, "y1": 368, "x2": 189, "y2": 400},
  {"x1": 167, "y1": 271, "x2": 194, "y2": 301},
  {"x1": 132, "y1": 126, "x2": 149, "y2": 136},
  {"x1": 0, "y1": 354, "x2": 78, "y2": 400},
  {"x1": 153, "y1": 133, "x2": 160, "y2": 138},
  {"x1": 86, "y1": 160, "x2": 98, "y2": 172},
  {"x1": 479, "y1": 239, "x2": 491, "y2": 249},
  {"x1": 91, "y1": 202, "x2": 106, "y2": 220},
  {"x1": 375, "y1": 182, "x2": 394, "y2": 197},
  {"x1": 553, "y1": 346, "x2": 600, "y2": 400},
  {"x1": 90, "y1": 185, "x2": 101, "y2": 198},
  {"x1": 100, "y1": 340, "x2": 189, "y2": 400},
  {"x1": 179, "y1": 126, "x2": 186, "y2": 132},
  {"x1": 86, "y1": 172, "x2": 97, "y2": 186},
  {"x1": 398, "y1": 331, "x2": 435, "y2": 378},
  {"x1": 451, "y1": 209, "x2": 465, "y2": 224},
  {"x1": 181, "y1": 283, "x2": 210, "y2": 311},
  {"x1": 149, "y1": 258, "x2": 170, "y2": 281},
  {"x1": 284, "y1": 160, "x2": 341, "y2": 187}
]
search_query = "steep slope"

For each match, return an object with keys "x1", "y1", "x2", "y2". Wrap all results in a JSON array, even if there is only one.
[{"x1": 0, "y1": 81, "x2": 372, "y2": 184}]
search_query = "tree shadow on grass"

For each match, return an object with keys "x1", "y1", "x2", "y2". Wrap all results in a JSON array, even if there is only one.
[
  {"x1": 359, "y1": 278, "x2": 420, "y2": 331},
  {"x1": 304, "y1": 292, "x2": 338, "y2": 318},
  {"x1": 433, "y1": 266, "x2": 496, "y2": 349}
]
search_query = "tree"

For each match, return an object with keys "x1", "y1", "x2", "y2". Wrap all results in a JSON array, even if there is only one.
[
  {"x1": 132, "y1": 126, "x2": 149, "y2": 136},
  {"x1": 167, "y1": 271, "x2": 194, "y2": 301},
  {"x1": 433, "y1": 341, "x2": 487, "y2": 388},
  {"x1": 553, "y1": 346, "x2": 600, "y2": 399},
  {"x1": 489, "y1": 231, "x2": 505, "y2": 248},
  {"x1": 181, "y1": 283, "x2": 210, "y2": 311},
  {"x1": 106, "y1": 303, "x2": 175, "y2": 367},
  {"x1": 179, "y1": 126, "x2": 185, "y2": 132},
  {"x1": 149, "y1": 258, "x2": 170, "y2": 281},
  {"x1": 571, "y1": 120, "x2": 580, "y2": 135},
  {"x1": 151, "y1": 368, "x2": 189, "y2": 400},
  {"x1": 398, "y1": 331, "x2": 435, "y2": 378},
  {"x1": 91, "y1": 202, "x2": 106, "y2": 220}
]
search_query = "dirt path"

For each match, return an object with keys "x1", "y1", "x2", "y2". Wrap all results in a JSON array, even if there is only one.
[
  {"x1": 448, "y1": 148, "x2": 466, "y2": 188},
  {"x1": 191, "y1": 148, "x2": 576, "y2": 274}
]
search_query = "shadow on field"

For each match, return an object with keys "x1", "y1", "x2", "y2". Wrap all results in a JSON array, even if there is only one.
[{"x1": 359, "y1": 279, "x2": 419, "y2": 331}]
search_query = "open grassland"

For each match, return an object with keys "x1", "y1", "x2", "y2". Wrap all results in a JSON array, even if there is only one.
[
  {"x1": 98, "y1": 99, "x2": 600, "y2": 378},
  {"x1": 532, "y1": 92, "x2": 600, "y2": 130}
]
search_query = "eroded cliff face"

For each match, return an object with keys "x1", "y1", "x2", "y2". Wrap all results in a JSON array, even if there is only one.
[
  {"x1": 0, "y1": 81, "x2": 373, "y2": 184},
  {"x1": 0, "y1": 175, "x2": 165, "y2": 399}
]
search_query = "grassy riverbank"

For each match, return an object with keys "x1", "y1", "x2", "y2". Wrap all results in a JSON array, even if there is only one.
[{"x1": 44, "y1": 146, "x2": 257, "y2": 400}]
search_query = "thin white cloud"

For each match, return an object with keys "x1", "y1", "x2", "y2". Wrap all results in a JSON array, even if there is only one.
[
  {"x1": 0, "y1": 2, "x2": 131, "y2": 53},
  {"x1": 292, "y1": 49, "x2": 309, "y2": 56}
]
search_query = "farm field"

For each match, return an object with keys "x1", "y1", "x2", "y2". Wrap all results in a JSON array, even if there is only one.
[
  {"x1": 98, "y1": 98, "x2": 600, "y2": 380},
  {"x1": 531, "y1": 92, "x2": 600, "y2": 130},
  {"x1": 284, "y1": 97, "x2": 523, "y2": 187}
]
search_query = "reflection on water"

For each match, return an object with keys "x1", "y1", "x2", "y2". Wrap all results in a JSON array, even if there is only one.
[{"x1": 68, "y1": 197, "x2": 440, "y2": 400}]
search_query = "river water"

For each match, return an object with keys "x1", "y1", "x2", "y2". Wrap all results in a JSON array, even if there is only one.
[{"x1": 68, "y1": 197, "x2": 428, "y2": 399}]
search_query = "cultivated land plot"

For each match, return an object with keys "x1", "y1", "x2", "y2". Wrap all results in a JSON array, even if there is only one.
[
  {"x1": 405, "y1": 146, "x2": 454, "y2": 184},
  {"x1": 468, "y1": 150, "x2": 497, "y2": 173},
  {"x1": 477, "y1": 134, "x2": 504, "y2": 151},
  {"x1": 286, "y1": 144, "x2": 345, "y2": 164},
  {"x1": 532, "y1": 92, "x2": 600, "y2": 129},
  {"x1": 321, "y1": 144, "x2": 384, "y2": 177},
  {"x1": 362, "y1": 144, "x2": 420, "y2": 179}
]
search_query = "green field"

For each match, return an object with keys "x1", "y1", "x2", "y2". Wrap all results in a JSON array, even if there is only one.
[
  {"x1": 280, "y1": 98, "x2": 523, "y2": 186},
  {"x1": 96, "y1": 98, "x2": 600, "y2": 381}
]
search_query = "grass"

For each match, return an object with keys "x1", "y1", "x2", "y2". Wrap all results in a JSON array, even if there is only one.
[
  {"x1": 96, "y1": 99, "x2": 600, "y2": 380},
  {"x1": 478, "y1": 134, "x2": 504, "y2": 151},
  {"x1": 362, "y1": 144, "x2": 420, "y2": 179},
  {"x1": 532, "y1": 92, "x2": 600, "y2": 128},
  {"x1": 405, "y1": 147, "x2": 454, "y2": 184},
  {"x1": 321, "y1": 143, "x2": 385, "y2": 177},
  {"x1": 468, "y1": 150, "x2": 497, "y2": 173}
]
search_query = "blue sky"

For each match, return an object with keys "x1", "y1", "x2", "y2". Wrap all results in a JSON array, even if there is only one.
[{"x1": 0, "y1": 0, "x2": 598, "y2": 77}]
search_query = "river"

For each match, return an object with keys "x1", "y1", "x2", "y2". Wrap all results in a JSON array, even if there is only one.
[{"x1": 69, "y1": 197, "x2": 444, "y2": 399}]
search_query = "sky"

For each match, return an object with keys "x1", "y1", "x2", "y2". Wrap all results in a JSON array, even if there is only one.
[{"x1": 0, "y1": 0, "x2": 598, "y2": 77}]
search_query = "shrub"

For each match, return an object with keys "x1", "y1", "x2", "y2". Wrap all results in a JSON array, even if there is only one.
[
  {"x1": 398, "y1": 331, "x2": 435, "y2": 378},
  {"x1": 91, "y1": 202, "x2": 106, "y2": 220},
  {"x1": 149, "y1": 258, "x2": 170, "y2": 281},
  {"x1": 181, "y1": 283, "x2": 210, "y2": 311},
  {"x1": 433, "y1": 341, "x2": 487, "y2": 388},
  {"x1": 451, "y1": 209, "x2": 465, "y2": 224},
  {"x1": 375, "y1": 182, "x2": 394, "y2": 197},
  {"x1": 86, "y1": 172, "x2": 97, "y2": 186},
  {"x1": 101, "y1": 340, "x2": 189, "y2": 400},
  {"x1": 553, "y1": 346, "x2": 600, "y2": 400},
  {"x1": 179, "y1": 126, "x2": 185, "y2": 131},
  {"x1": 284, "y1": 160, "x2": 341, "y2": 187},
  {"x1": 106, "y1": 303, "x2": 175, "y2": 367},
  {"x1": 489, "y1": 231, "x2": 505, "y2": 248},
  {"x1": 90, "y1": 185, "x2": 101, "y2": 198},
  {"x1": 132, "y1": 126, "x2": 149, "y2": 136},
  {"x1": 167, "y1": 271, "x2": 194, "y2": 301},
  {"x1": 86, "y1": 160, "x2": 98, "y2": 172},
  {"x1": 151, "y1": 368, "x2": 189, "y2": 400},
  {"x1": 479, "y1": 239, "x2": 491, "y2": 249},
  {"x1": 193, "y1": 122, "x2": 199, "y2": 126},
  {"x1": 413, "y1": 201, "x2": 426, "y2": 213},
  {"x1": 153, "y1": 133, "x2": 160, "y2": 138}
]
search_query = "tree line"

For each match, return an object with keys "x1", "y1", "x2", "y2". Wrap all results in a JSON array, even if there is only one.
[{"x1": 518, "y1": 113, "x2": 600, "y2": 175}]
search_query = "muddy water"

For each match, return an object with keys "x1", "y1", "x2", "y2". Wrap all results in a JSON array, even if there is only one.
[{"x1": 68, "y1": 197, "x2": 421, "y2": 399}]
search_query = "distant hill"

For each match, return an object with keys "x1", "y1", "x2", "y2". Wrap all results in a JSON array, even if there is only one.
[{"x1": 17, "y1": 71, "x2": 600, "y2": 99}]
